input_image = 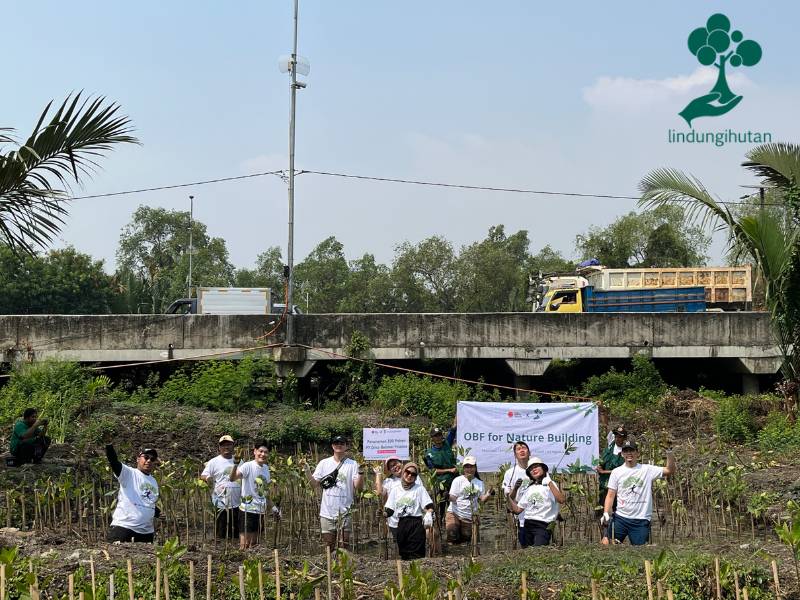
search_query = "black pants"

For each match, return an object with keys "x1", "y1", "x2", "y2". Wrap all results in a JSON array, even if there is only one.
[
  {"x1": 12, "y1": 436, "x2": 51, "y2": 465},
  {"x1": 396, "y1": 517, "x2": 426, "y2": 560},
  {"x1": 215, "y1": 508, "x2": 240, "y2": 539},
  {"x1": 522, "y1": 520, "x2": 552, "y2": 547},
  {"x1": 107, "y1": 526, "x2": 154, "y2": 543}
]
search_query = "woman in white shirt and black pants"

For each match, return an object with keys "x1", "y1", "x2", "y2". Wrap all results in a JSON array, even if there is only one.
[
  {"x1": 384, "y1": 462, "x2": 435, "y2": 559},
  {"x1": 507, "y1": 457, "x2": 566, "y2": 547}
]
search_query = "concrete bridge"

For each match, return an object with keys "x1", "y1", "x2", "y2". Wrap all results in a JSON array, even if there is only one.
[{"x1": 0, "y1": 313, "x2": 781, "y2": 394}]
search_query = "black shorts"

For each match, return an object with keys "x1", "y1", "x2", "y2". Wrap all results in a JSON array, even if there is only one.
[
  {"x1": 239, "y1": 510, "x2": 264, "y2": 534},
  {"x1": 107, "y1": 525, "x2": 154, "y2": 543}
]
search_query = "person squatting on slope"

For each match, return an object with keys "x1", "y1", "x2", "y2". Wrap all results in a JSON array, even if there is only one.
[
  {"x1": 384, "y1": 461, "x2": 435, "y2": 560},
  {"x1": 601, "y1": 440, "x2": 676, "y2": 545},
  {"x1": 507, "y1": 456, "x2": 566, "y2": 547},
  {"x1": 10, "y1": 408, "x2": 51, "y2": 465},
  {"x1": 105, "y1": 444, "x2": 160, "y2": 543}
]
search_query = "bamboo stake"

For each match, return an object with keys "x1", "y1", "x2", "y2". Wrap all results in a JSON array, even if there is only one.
[
  {"x1": 238, "y1": 566, "x2": 246, "y2": 600},
  {"x1": 396, "y1": 560, "x2": 404, "y2": 591},
  {"x1": 734, "y1": 571, "x2": 740, "y2": 600},
  {"x1": 644, "y1": 560, "x2": 654, "y2": 600},
  {"x1": 326, "y1": 546, "x2": 333, "y2": 600},
  {"x1": 0, "y1": 564, "x2": 5, "y2": 600},
  {"x1": 109, "y1": 574, "x2": 115, "y2": 600},
  {"x1": 156, "y1": 557, "x2": 162, "y2": 600},
  {"x1": 742, "y1": 587, "x2": 749, "y2": 600},
  {"x1": 258, "y1": 562, "x2": 265, "y2": 600},
  {"x1": 656, "y1": 580, "x2": 664, "y2": 599},
  {"x1": 590, "y1": 579, "x2": 598, "y2": 600},
  {"x1": 207, "y1": 555, "x2": 213, "y2": 600},
  {"x1": 164, "y1": 570, "x2": 171, "y2": 600},
  {"x1": 189, "y1": 561, "x2": 195, "y2": 600},
  {"x1": 521, "y1": 572, "x2": 527, "y2": 600},
  {"x1": 274, "y1": 549, "x2": 281, "y2": 600},
  {"x1": 714, "y1": 557, "x2": 721, "y2": 600},
  {"x1": 79, "y1": 593, "x2": 84, "y2": 600},
  {"x1": 90, "y1": 556, "x2": 97, "y2": 599},
  {"x1": 314, "y1": 589, "x2": 321, "y2": 600},
  {"x1": 771, "y1": 560, "x2": 781, "y2": 598},
  {"x1": 127, "y1": 559, "x2": 134, "y2": 600},
  {"x1": 666, "y1": 590, "x2": 674, "y2": 600}
]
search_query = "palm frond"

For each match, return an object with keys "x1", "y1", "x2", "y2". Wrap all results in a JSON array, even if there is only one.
[
  {"x1": 0, "y1": 93, "x2": 139, "y2": 255},
  {"x1": 742, "y1": 143, "x2": 800, "y2": 188}
]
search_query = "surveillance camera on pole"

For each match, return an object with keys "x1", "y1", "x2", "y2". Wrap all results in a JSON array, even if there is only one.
[{"x1": 280, "y1": 0, "x2": 309, "y2": 347}]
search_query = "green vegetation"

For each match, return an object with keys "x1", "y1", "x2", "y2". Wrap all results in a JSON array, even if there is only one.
[{"x1": 581, "y1": 354, "x2": 668, "y2": 418}]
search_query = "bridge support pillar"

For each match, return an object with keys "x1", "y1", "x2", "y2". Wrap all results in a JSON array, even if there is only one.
[
  {"x1": 732, "y1": 357, "x2": 782, "y2": 394},
  {"x1": 506, "y1": 359, "x2": 552, "y2": 401},
  {"x1": 742, "y1": 374, "x2": 760, "y2": 395},
  {"x1": 273, "y1": 346, "x2": 316, "y2": 378}
]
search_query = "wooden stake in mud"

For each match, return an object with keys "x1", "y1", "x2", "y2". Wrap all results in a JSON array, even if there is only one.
[
  {"x1": 314, "y1": 588, "x2": 321, "y2": 600},
  {"x1": 590, "y1": 578, "x2": 599, "y2": 600},
  {"x1": 644, "y1": 560, "x2": 654, "y2": 600},
  {"x1": 396, "y1": 560, "x2": 403, "y2": 591},
  {"x1": 520, "y1": 572, "x2": 527, "y2": 600},
  {"x1": 78, "y1": 593, "x2": 84, "y2": 600},
  {"x1": 325, "y1": 546, "x2": 333, "y2": 600},
  {"x1": 238, "y1": 566, "x2": 246, "y2": 600},
  {"x1": 742, "y1": 587, "x2": 750, "y2": 600},
  {"x1": 656, "y1": 580, "x2": 664, "y2": 599},
  {"x1": 666, "y1": 590, "x2": 674, "y2": 600},
  {"x1": 258, "y1": 561, "x2": 265, "y2": 600},
  {"x1": 771, "y1": 560, "x2": 781, "y2": 598},
  {"x1": 189, "y1": 561, "x2": 195, "y2": 600},
  {"x1": 207, "y1": 555, "x2": 213, "y2": 600},
  {"x1": 714, "y1": 557, "x2": 722, "y2": 600},
  {"x1": 734, "y1": 571, "x2": 741, "y2": 600},
  {"x1": 90, "y1": 556, "x2": 97, "y2": 599},
  {"x1": 164, "y1": 570, "x2": 171, "y2": 600},
  {"x1": 155, "y1": 557, "x2": 162, "y2": 600},
  {"x1": 127, "y1": 559, "x2": 134, "y2": 600},
  {"x1": 109, "y1": 573, "x2": 115, "y2": 600},
  {"x1": 1, "y1": 563, "x2": 6, "y2": 600},
  {"x1": 274, "y1": 549, "x2": 281, "y2": 600}
]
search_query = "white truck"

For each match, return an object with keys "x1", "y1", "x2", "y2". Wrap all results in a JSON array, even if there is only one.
[{"x1": 166, "y1": 287, "x2": 272, "y2": 315}]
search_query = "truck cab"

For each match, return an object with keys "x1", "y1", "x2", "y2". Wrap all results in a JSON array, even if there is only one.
[{"x1": 537, "y1": 288, "x2": 583, "y2": 313}]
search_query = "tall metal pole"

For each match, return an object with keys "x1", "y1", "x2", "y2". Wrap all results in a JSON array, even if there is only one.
[
  {"x1": 188, "y1": 195, "x2": 194, "y2": 297},
  {"x1": 286, "y1": 0, "x2": 299, "y2": 345}
]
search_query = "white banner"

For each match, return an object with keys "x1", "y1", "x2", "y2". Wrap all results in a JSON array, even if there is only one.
[
  {"x1": 456, "y1": 401, "x2": 599, "y2": 473},
  {"x1": 363, "y1": 428, "x2": 410, "y2": 460}
]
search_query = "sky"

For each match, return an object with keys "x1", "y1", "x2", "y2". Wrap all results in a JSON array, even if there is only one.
[{"x1": 4, "y1": 1, "x2": 799, "y2": 272}]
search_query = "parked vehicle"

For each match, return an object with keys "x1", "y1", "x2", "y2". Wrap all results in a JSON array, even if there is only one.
[{"x1": 165, "y1": 287, "x2": 272, "y2": 315}]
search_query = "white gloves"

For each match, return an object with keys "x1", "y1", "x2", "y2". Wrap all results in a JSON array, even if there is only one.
[
  {"x1": 272, "y1": 505, "x2": 282, "y2": 519},
  {"x1": 600, "y1": 512, "x2": 611, "y2": 525},
  {"x1": 541, "y1": 476, "x2": 552, "y2": 486},
  {"x1": 423, "y1": 512, "x2": 434, "y2": 529}
]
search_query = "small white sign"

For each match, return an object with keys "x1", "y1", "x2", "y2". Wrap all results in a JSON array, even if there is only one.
[{"x1": 363, "y1": 428, "x2": 410, "y2": 461}]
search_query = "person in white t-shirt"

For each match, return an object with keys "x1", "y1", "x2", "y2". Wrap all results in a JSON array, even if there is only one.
[
  {"x1": 306, "y1": 435, "x2": 364, "y2": 551},
  {"x1": 384, "y1": 462, "x2": 435, "y2": 560},
  {"x1": 105, "y1": 444, "x2": 160, "y2": 543},
  {"x1": 507, "y1": 457, "x2": 566, "y2": 546},
  {"x1": 501, "y1": 441, "x2": 532, "y2": 548},
  {"x1": 602, "y1": 440, "x2": 676, "y2": 546},
  {"x1": 374, "y1": 455, "x2": 403, "y2": 542},
  {"x1": 200, "y1": 435, "x2": 241, "y2": 540},
  {"x1": 230, "y1": 440, "x2": 280, "y2": 549},
  {"x1": 446, "y1": 456, "x2": 494, "y2": 545}
]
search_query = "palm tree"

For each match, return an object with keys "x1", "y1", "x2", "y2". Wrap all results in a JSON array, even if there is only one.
[
  {"x1": 638, "y1": 143, "x2": 800, "y2": 389},
  {"x1": 0, "y1": 94, "x2": 138, "y2": 255}
]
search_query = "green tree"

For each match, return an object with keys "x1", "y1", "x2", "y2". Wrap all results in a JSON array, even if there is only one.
[
  {"x1": 0, "y1": 94, "x2": 137, "y2": 255},
  {"x1": 338, "y1": 253, "x2": 396, "y2": 312},
  {"x1": 391, "y1": 236, "x2": 457, "y2": 312},
  {"x1": 527, "y1": 244, "x2": 575, "y2": 275},
  {"x1": 639, "y1": 143, "x2": 800, "y2": 386},
  {"x1": 0, "y1": 245, "x2": 116, "y2": 314},
  {"x1": 293, "y1": 236, "x2": 349, "y2": 313},
  {"x1": 116, "y1": 206, "x2": 234, "y2": 313},
  {"x1": 233, "y1": 246, "x2": 285, "y2": 297},
  {"x1": 575, "y1": 205, "x2": 709, "y2": 268},
  {"x1": 681, "y1": 14, "x2": 762, "y2": 125},
  {"x1": 453, "y1": 225, "x2": 531, "y2": 311}
]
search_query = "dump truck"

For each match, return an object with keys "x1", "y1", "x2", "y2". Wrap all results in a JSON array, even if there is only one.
[{"x1": 536, "y1": 284, "x2": 706, "y2": 313}]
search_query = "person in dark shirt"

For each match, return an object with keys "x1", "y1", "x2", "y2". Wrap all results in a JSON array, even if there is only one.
[
  {"x1": 9, "y1": 408, "x2": 50, "y2": 465},
  {"x1": 423, "y1": 419, "x2": 457, "y2": 521}
]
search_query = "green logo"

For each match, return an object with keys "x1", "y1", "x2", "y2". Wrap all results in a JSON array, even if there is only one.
[{"x1": 679, "y1": 13, "x2": 762, "y2": 126}]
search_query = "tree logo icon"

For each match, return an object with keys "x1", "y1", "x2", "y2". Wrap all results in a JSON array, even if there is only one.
[{"x1": 679, "y1": 13, "x2": 762, "y2": 126}]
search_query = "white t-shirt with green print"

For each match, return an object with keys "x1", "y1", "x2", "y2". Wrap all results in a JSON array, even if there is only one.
[
  {"x1": 608, "y1": 463, "x2": 664, "y2": 521},
  {"x1": 238, "y1": 460, "x2": 272, "y2": 514},
  {"x1": 385, "y1": 482, "x2": 433, "y2": 520},
  {"x1": 111, "y1": 464, "x2": 160, "y2": 534},
  {"x1": 517, "y1": 481, "x2": 560, "y2": 524},
  {"x1": 447, "y1": 475, "x2": 484, "y2": 520},
  {"x1": 312, "y1": 457, "x2": 358, "y2": 520}
]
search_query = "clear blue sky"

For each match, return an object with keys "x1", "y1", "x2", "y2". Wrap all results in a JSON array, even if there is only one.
[{"x1": 5, "y1": 1, "x2": 798, "y2": 270}]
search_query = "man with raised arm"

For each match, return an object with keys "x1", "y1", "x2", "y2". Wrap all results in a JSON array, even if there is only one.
[
  {"x1": 305, "y1": 435, "x2": 364, "y2": 551},
  {"x1": 601, "y1": 440, "x2": 676, "y2": 545},
  {"x1": 105, "y1": 444, "x2": 160, "y2": 543},
  {"x1": 423, "y1": 418, "x2": 458, "y2": 521},
  {"x1": 200, "y1": 435, "x2": 241, "y2": 539}
]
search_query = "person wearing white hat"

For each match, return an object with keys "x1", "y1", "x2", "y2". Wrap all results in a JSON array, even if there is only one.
[
  {"x1": 374, "y1": 455, "x2": 404, "y2": 541},
  {"x1": 507, "y1": 457, "x2": 566, "y2": 547},
  {"x1": 446, "y1": 456, "x2": 495, "y2": 545},
  {"x1": 200, "y1": 435, "x2": 241, "y2": 539}
]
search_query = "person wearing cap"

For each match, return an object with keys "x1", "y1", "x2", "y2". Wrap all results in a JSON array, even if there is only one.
[
  {"x1": 104, "y1": 443, "x2": 160, "y2": 543},
  {"x1": 501, "y1": 441, "x2": 532, "y2": 547},
  {"x1": 507, "y1": 457, "x2": 566, "y2": 546},
  {"x1": 384, "y1": 462, "x2": 435, "y2": 560},
  {"x1": 596, "y1": 425, "x2": 628, "y2": 513},
  {"x1": 423, "y1": 418, "x2": 458, "y2": 521},
  {"x1": 446, "y1": 456, "x2": 494, "y2": 545},
  {"x1": 305, "y1": 435, "x2": 364, "y2": 551},
  {"x1": 602, "y1": 440, "x2": 676, "y2": 545},
  {"x1": 374, "y1": 455, "x2": 404, "y2": 541},
  {"x1": 229, "y1": 440, "x2": 279, "y2": 549},
  {"x1": 200, "y1": 435, "x2": 241, "y2": 539}
]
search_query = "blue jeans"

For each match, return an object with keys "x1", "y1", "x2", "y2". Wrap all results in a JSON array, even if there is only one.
[{"x1": 610, "y1": 515, "x2": 651, "y2": 545}]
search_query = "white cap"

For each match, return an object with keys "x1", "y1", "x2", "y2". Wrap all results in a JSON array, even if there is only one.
[
  {"x1": 462, "y1": 456, "x2": 477, "y2": 466},
  {"x1": 218, "y1": 435, "x2": 235, "y2": 444}
]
